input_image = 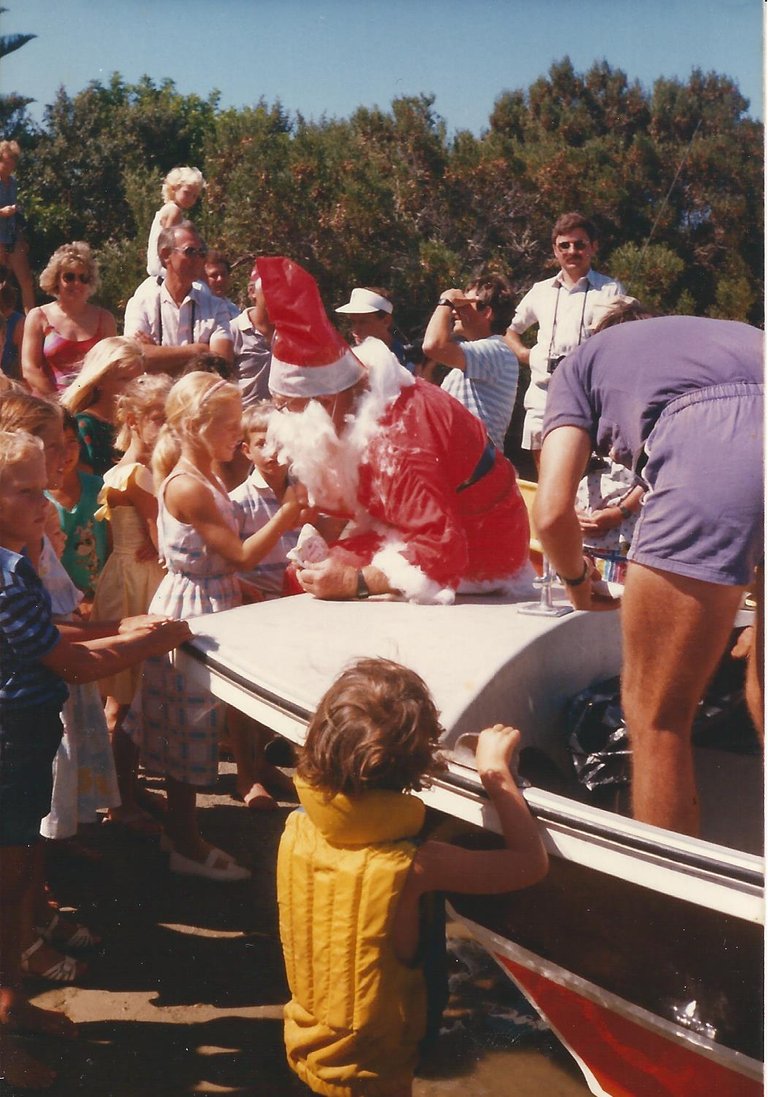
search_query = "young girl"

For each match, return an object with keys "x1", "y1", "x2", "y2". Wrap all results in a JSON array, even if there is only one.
[
  {"x1": 277, "y1": 657, "x2": 549, "y2": 1097},
  {"x1": 46, "y1": 412, "x2": 109, "y2": 601},
  {"x1": 125, "y1": 372, "x2": 304, "y2": 881},
  {"x1": 60, "y1": 336, "x2": 144, "y2": 476},
  {"x1": 91, "y1": 374, "x2": 172, "y2": 832},
  {"x1": 146, "y1": 166, "x2": 206, "y2": 279}
]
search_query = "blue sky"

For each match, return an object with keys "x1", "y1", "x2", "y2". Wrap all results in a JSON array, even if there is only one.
[{"x1": 2, "y1": 0, "x2": 763, "y2": 134}]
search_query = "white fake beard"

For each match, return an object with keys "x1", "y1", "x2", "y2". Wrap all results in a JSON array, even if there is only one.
[
  {"x1": 267, "y1": 399, "x2": 363, "y2": 516},
  {"x1": 266, "y1": 340, "x2": 413, "y2": 517}
]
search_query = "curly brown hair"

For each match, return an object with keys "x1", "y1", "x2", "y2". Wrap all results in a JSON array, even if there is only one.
[{"x1": 298, "y1": 657, "x2": 446, "y2": 797}]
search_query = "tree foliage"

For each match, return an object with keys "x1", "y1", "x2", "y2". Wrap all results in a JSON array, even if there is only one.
[
  {"x1": 0, "y1": 8, "x2": 36, "y2": 135},
  {"x1": 11, "y1": 58, "x2": 763, "y2": 330}
]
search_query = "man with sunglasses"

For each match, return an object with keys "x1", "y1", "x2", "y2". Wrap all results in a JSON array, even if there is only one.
[
  {"x1": 505, "y1": 212, "x2": 624, "y2": 468},
  {"x1": 423, "y1": 275, "x2": 518, "y2": 449},
  {"x1": 124, "y1": 221, "x2": 233, "y2": 374}
]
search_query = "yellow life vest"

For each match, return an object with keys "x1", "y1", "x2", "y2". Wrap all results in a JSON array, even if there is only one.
[{"x1": 277, "y1": 777, "x2": 427, "y2": 1096}]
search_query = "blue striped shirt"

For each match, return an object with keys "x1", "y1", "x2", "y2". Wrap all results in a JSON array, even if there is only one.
[
  {"x1": 440, "y1": 335, "x2": 519, "y2": 448},
  {"x1": 0, "y1": 548, "x2": 67, "y2": 709}
]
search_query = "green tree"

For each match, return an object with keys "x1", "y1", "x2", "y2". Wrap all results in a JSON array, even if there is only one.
[{"x1": 0, "y1": 7, "x2": 37, "y2": 135}]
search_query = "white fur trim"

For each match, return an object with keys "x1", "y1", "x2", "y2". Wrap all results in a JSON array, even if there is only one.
[
  {"x1": 457, "y1": 560, "x2": 538, "y2": 598},
  {"x1": 372, "y1": 542, "x2": 456, "y2": 605},
  {"x1": 269, "y1": 348, "x2": 364, "y2": 397}
]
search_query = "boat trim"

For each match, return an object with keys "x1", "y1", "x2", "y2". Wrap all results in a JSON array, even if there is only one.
[{"x1": 451, "y1": 905, "x2": 764, "y2": 1086}]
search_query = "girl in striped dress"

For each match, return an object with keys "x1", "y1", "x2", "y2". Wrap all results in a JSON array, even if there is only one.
[{"x1": 125, "y1": 372, "x2": 302, "y2": 881}]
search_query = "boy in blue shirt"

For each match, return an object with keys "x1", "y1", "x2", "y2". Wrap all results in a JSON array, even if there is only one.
[{"x1": 0, "y1": 430, "x2": 189, "y2": 1088}]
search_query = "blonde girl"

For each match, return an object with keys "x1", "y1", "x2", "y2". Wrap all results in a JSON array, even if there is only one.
[
  {"x1": 91, "y1": 373, "x2": 173, "y2": 832},
  {"x1": 146, "y1": 166, "x2": 206, "y2": 279},
  {"x1": 125, "y1": 372, "x2": 303, "y2": 881},
  {"x1": 60, "y1": 336, "x2": 144, "y2": 475}
]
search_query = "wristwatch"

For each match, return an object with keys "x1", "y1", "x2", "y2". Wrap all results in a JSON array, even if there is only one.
[
  {"x1": 356, "y1": 569, "x2": 371, "y2": 599},
  {"x1": 437, "y1": 299, "x2": 453, "y2": 308},
  {"x1": 558, "y1": 559, "x2": 590, "y2": 587}
]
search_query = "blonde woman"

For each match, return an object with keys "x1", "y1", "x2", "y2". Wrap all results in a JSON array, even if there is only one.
[
  {"x1": 21, "y1": 242, "x2": 116, "y2": 396},
  {"x1": 59, "y1": 336, "x2": 144, "y2": 474}
]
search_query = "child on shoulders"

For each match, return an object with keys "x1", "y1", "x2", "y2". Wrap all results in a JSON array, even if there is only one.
[{"x1": 146, "y1": 166, "x2": 205, "y2": 279}]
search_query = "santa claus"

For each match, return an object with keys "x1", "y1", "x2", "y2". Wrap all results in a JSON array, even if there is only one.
[{"x1": 258, "y1": 257, "x2": 533, "y2": 605}]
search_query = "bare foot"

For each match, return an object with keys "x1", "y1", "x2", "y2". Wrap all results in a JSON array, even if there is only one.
[
  {"x1": 238, "y1": 782, "x2": 278, "y2": 812},
  {"x1": 0, "y1": 1036, "x2": 57, "y2": 1088},
  {"x1": 0, "y1": 989, "x2": 78, "y2": 1039}
]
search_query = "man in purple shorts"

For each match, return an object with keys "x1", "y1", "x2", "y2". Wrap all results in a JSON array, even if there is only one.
[{"x1": 533, "y1": 311, "x2": 763, "y2": 836}]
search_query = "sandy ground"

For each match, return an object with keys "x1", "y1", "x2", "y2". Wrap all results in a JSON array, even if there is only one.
[{"x1": 8, "y1": 764, "x2": 589, "y2": 1096}]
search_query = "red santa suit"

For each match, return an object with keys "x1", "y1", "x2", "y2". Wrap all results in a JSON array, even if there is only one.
[
  {"x1": 334, "y1": 359, "x2": 530, "y2": 603},
  {"x1": 257, "y1": 257, "x2": 532, "y2": 605}
]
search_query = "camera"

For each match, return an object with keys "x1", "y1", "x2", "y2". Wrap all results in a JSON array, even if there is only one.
[{"x1": 546, "y1": 355, "x2": 565, "y2": 375}]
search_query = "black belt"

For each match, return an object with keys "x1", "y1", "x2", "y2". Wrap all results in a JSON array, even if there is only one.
[{"x1": 456, "y1": 441, "x2": 496, "y2": 493}]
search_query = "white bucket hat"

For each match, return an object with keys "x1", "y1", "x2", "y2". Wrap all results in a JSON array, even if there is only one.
[{"x1": 335, "y1": 287, "x2": 393, "y2": 315}]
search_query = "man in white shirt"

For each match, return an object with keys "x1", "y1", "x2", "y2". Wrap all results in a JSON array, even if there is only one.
[
  {"x1": 505, "y1": 212, "x2": 624, "y2": 466},
  {"x1": 124, "y1": 222, "x2": 233, "y2": 374},
  {"x1": 422, "y1": 274, "x2": 519, "y2": 449}
]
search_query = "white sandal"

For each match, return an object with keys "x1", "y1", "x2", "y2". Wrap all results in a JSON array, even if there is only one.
[
  {"x1": 20, "y1": 938, "x2": 86, "y2": 983},
  {"x1": 35, "y1": 911, "x2": 100, "y2": 951},
  {"x1": 169, "y1": 847, "x2": 251, "y2": 882}
]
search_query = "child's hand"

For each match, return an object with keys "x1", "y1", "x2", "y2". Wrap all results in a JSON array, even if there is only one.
[
  {"x1": 475, "y1": 724, "x2": 521, "y2": 785},
  {"x1": 119, "y1": 613, "x2": 171, "y2": 633},
  {"x1": 142, "y1": 618, "x2": 192, "y2": 654},
  {"x1": 281, "y1": 484, "x2": 313, "y2": 527},
  {"x1": 577, "y1": 506, "x2": 622, "y2": 534}
]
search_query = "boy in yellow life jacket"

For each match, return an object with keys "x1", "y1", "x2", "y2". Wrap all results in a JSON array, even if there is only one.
[{"x1": 277, "y1": 657, "x2": 549, "y2": 1097}]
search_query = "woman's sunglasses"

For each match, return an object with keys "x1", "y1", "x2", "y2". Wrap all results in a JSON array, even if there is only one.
[{"x1": 62, "y1": 272, "x2": 91, "y2": 284}]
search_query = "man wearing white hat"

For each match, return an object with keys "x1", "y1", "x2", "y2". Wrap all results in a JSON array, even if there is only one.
[
  {"x1": 260, "y1": 257, "x2": 533, "y2": 605},
  {"x1": 335, "y1": 286, "x2": 411, "y2": 369}
]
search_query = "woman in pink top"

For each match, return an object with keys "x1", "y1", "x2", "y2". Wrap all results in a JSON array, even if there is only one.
[{"x1": 21, "y1": 242, "x2": 116, "y2": 396}]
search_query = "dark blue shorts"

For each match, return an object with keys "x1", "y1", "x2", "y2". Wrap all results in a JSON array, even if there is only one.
[
  {"x1": 0, "y1": 701, "x2": 63, "y2": 846},
  {"x1": 629, "y1": 383, "x2": 763, "y2": 586}
]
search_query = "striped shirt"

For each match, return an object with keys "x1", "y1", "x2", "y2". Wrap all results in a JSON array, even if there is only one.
[
  {"x1": 441, "y1": 335, "x2": 519, "y2": 448},
  {"x1": 0, "y1": 548, "x2": 67, "y2": 709},
  {"x1": 230, "y1": 470, "x2": 299, "y2": 599}
]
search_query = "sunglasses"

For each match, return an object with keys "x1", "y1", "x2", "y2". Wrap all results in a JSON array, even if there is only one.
[
  {"x1": 62, "y1": 271, "x2": 91, "y2": 284},
  {"x1": 173, "y1": 246, "x2": 208, "y2": 259},
  {"x1": 555, "y1": 240, "x2": 589, "y2": 252}
]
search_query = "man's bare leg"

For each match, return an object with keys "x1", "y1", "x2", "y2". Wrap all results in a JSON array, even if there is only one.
[{"x1": 621, "y1": 563, "x2": 745, "y2": 836}]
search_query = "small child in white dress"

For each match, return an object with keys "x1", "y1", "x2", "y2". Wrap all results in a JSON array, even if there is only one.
[{"x1": 146, "y1": 166, "x2": 205, "y2": 279}]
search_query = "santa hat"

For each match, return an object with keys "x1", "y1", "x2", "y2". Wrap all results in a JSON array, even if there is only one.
[{"x1": 256, "y1": 257, "x2": 364, "y2": 398}]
